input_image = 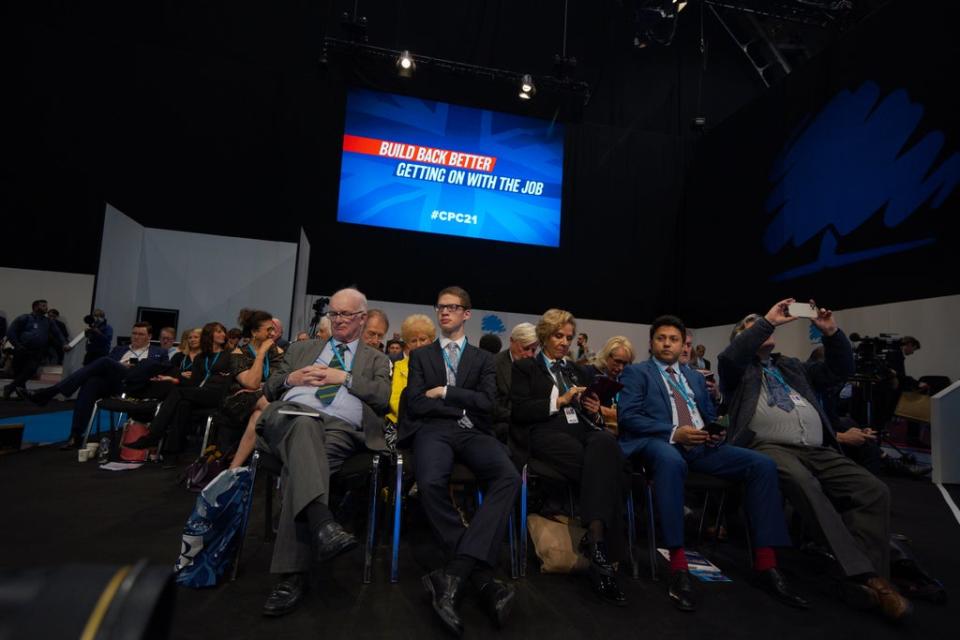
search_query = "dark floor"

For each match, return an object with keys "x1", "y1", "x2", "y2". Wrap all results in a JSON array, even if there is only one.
[{"x1": 0, "y1": 446, "x2": 956, "y2": 640}]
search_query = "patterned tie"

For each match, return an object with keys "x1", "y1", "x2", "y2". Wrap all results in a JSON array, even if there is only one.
[
  {"x1": 666, "y1": 366, "x2": 695, "y2": 427},
  {"x1": 763, "y1": 367, "x2": 796, "y2": 412},
  {"x1": 315, "y1": 343, "x2": 347, "y2": 405},
  {"x1": 445, "y1": 342, "x2": 460, "y2": 386},
  {"x1": 550, "y1": 360, "x2": 569, "y2": 392}
]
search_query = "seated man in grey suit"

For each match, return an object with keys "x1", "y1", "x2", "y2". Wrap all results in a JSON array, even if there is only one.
[{"x1": 256, "y1": 287, "x2": 391, "y2": 617}]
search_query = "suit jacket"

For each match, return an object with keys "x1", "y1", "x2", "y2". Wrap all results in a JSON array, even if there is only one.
[
  {"x1": 492, "y1": 349, "x2": 514, "y2": 425},
  {"x1": 509, "y1": 356, "x2": 599, "y2": 448},
  {"x1": 108, "y1": 344, "x2": 169, "y2": 363},
  {"x1": 617, "y1": 359, "x2": 716, "y2": 457},
  {"x1": 717, "y1": 316, "x2": 854, "y2": 451},
  {"x1": 402, "y1": 341, "x2": 496, "y2": 443},
  {"x1": 262, "y1": 337, "x2": 391, "y2": 451}
]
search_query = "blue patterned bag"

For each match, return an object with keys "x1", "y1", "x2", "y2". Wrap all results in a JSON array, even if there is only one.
[{"x1": 175, "y1": 467, "x2": 253, "y2": 587}]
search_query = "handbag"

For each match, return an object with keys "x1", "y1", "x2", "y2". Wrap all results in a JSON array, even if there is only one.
[
  {"x1": 526, "y1": 513, "x2": 590, "y2": 574},
  {"x1": 119, "y1": 420, "x2": 151, "y2": 462},
  {"x1": 221, "y1": 389, "x2": 264, "y2": 425},
  {"x1": 184, "y1": 445, "x2": 231, "y2": 492}
]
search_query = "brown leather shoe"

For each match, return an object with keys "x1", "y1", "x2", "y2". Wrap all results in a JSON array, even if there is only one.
[{"x1": 865, "y1": 576, "x2": 914, "y2": 622}]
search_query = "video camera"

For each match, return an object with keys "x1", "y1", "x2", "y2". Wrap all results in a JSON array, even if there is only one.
[{"x1": 848, "y1": 332, "x2": 901, "y2": 378}]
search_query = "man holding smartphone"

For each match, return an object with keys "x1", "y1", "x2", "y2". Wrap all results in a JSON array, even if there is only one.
[
  {"x1": 719, "y1": 299, "x2": 911, "y2": 621},
  {"x1": 618, "y1": 315, "x2": 807, "y2": 612}
]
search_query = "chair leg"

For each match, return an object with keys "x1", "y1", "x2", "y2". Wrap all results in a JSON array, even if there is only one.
[
  {"x1": 519, "y1": 464, "x2": 528, "y2": 578},
  {"x1": 390, "y1": 452, "x2": 404, "y2": 584},
  {"x1": 264, "y1": 467, "x2": 276, "y2": 542},
  {"x1": 200, "y1": 415, "x2": 214, "y2": 453},
  {"x1": 82, "y1": 400, "x2": 103, "y2": 448},
  {"x1": 626, "y1": 488, "x2": 638, "y2": 579},
  {"x1": 645, "y1": 484, "x2": 657, "y2": 581},
  {"x1": 508, "y1": 509, "x2": 518, "y2": 579},
  {"x1": 713, "y1": 491, "x2": 727, "y2": 552},
  {"x1": 363, "y1": 455, "x2": 380, "y2": 584},
  {"x1": 231, "y1": 450, "x2": 261, "y2": 581},
  {"x1": 698, "y1": 491, "x2": 711, "y2": 546}
]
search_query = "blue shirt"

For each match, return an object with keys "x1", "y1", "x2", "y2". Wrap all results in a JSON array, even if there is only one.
[
  {"x1": 283, "y1": 338, "x2": 363, "y2": 429},
  {"x1": 7, "y1": 313, "x2": 65, "y2": 350}
]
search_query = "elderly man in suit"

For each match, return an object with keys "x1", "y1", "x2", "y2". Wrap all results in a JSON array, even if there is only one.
[
  {"x1": 257, "y1": 287, "x2": 391, "y2": 617},
  {"x1": 492, "y1": 322, "x2": 538, "y2": 441},
  {"x1": 404, "y1": 286, "x2": 520, "y2": 636},
  {"x1": 618, "y1": 315, "x2": 806, "y2": 612},
  {"x1": 719, "y1": 299, "x2": 911, "y2": 621}
]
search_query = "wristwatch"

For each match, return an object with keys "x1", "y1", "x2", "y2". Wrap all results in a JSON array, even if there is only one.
[{"x1": 344, "y1": 372, "x2": 353, "y2": 388}]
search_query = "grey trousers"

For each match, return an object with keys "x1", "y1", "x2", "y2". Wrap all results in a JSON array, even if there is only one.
[
  {"x1": 752, "y1": 442, "x2": 890, "y2": 578},
  {"x1": 258, "y1": 403, "x2": 366, "y2": 574}
]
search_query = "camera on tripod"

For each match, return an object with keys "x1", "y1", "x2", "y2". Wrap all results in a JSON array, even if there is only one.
[{"x1": 849, "y1": 332, "x2": 901, "y2": 378}]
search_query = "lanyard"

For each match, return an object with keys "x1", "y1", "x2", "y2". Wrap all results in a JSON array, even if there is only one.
[
  {"x1": 762, "y1": 366, "x2": 791, "y2": 392},
  {"x1": 662, "y1": 366, "x2": 697, "y2": 410},
  {"x1": 330, "y1": 343, "x2": 352, "y2": 373},
  {"x1": 203, "y1": 352, "x2": 222, "y2": 384},
  {"x1": 130, "y1": 348, "x2": 147, "y2": 360},
  {"x1": 180, "y1": 355, "x2": 192, "y2": 372},
  {"x1": 247, "y1": 344, "x2": 270, "y2": 379},
  {"x1": 540, "y1": 352, "x2": 569, "y2": 392}
]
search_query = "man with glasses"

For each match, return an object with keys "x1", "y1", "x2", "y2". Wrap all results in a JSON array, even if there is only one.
[
  {"x1": 493, "y1": 322, "x2": 538, "y2": 439},
  {"x1": 256, "y1": 287, "x2": 391, "y2": 617},
  {"x1": 404, "y1": 287, "x2": 520, "y2": 636},
  {"x1": 27, "y1": 321, "x2": 168, "y2": 449}
]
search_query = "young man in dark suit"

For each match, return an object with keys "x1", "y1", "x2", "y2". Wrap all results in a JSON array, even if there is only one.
[
  {"x1": 405, "y1": 286, "x2": 520, "y2": 636},
  {"x1": 618, "y1": 315, "x2": 807, "y2": 612}
]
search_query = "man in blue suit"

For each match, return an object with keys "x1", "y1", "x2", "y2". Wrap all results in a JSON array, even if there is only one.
[
  {"x1": 618, "y1": 315, "x2": 807, "y2": 612},
  {"x1": 28, "y1": 321, "x2": 169, "y2": 448}
]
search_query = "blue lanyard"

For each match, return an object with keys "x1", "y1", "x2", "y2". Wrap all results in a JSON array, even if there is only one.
[
  {"x1": 203, "y1": 352, "x2": 222, "y2": 383},
  {"x1": 762, "y1": 366, "x2": 791, "y2": 392},
  {"x1": 180, "y1": 355, "x2": 192, "y2": 372},
  {"x1": 441, "y1": 339, "x2": 465, "y2": 378},
  {"x1": 662, "y1": 367, "x2": 697, "y2": 410},
  {"x1": 540, "y1": 352, "x2": 569, "y2": 392},
  {"x1": 329, "y1": 343, "x2": 352, "y2": 372},
  {"x1": 247, "y1": 344, "x2": 269, "y2": 379}
]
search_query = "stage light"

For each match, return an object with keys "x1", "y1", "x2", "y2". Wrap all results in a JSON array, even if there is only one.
[
  {"x1": 396, "y1": 50, "x2": 416, "y2": 77},
  {"x1": 519, "y1": 74, "x2": 536, "y2": 100}
]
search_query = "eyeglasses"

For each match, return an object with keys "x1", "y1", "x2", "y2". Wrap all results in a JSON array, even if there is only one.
[
  {"x1": 326, "y1": 310, "x2": 365, "y2": 320},
  {"x1": 435, "y1": 304, "x2": 466, "y2": 313}
]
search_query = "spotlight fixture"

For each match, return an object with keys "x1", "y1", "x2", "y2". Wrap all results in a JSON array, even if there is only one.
[
  {"x1": 518, "y1": 74, "x2": 536, "y2": 100},
  {"x1": 396, "y1": 50, "x2": 416, "y2": 77}
]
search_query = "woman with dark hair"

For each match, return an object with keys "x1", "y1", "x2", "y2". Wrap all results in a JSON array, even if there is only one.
[
  {"x1": 129, "y1": 322, "x2": 233, "y2": 452},
  {"x1": 227, "y1": 310, "x2": 284, "y2": 468}
]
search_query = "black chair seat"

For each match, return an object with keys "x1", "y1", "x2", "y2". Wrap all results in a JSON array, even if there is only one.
[
  {"x1": 686, "y1": 472, "x2": 736, "y2": 491},
  {"x1": 525, "y1": 458, "x2": 568, "y2": 484}
]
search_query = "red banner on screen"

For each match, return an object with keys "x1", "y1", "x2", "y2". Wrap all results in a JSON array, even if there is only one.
[{"x1": 342, "y1": 134, "x2": 498, "y2": 172}]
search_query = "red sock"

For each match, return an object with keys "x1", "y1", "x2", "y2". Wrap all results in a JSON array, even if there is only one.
[
  {"x1": 754, "y1": 547, "x2": 777, "y2": 572},
  {"x1": 669, "y1": 548, "x2": 688, "y2": 573}
]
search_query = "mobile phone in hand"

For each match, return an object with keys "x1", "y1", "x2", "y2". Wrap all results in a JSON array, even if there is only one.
[
  {"x1": 787, "y1": 301, "x2": 818, "y2": 319},
  {"x1": 705, "y1": 422, "x2": 725, "y2": 436}
]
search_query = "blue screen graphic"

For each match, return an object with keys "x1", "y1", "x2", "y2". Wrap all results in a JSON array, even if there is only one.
[{"x1": 336, "y1": 89, "x2": 564, "y2": 247}]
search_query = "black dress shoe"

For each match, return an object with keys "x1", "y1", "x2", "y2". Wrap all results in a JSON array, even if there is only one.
[
  {"x1": 314, "y1": 521, "x2": 358, "y2": 563},
  {"x1": 668, "y1": 570, "x2": 697, "y2": 612},
  {"x1": 126, "y1": 431, "x2": 162, "y2": 450},
  {"x1": 755, "y1": 568, "x2": 811, "y2": 609},
  {"x1": 478, "y1": 579, "x2": 516, "y2": 627},
  {"x1": 262, "y1": 573, "x2": 306, "y2": 617},
  {"x1": 421, "y1": 569, "x2": 465, "y2": 637},
  {"x1": 582, "y1": 539, "x2": 627, "y2": 606},
  {"x1": 26, "y1": 387, "x2": 56, "y2": 406}
]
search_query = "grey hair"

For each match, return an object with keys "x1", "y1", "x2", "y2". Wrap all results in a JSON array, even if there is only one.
[
  {"x1": 510, "y1": 322, "x2": 537, "y2": 345},
  {"x1": 331, "y1": 287, "x2": 368, "y2": 312},
  {"x1": 730, "y1": 313, "x2": 762, "y2": 343}
]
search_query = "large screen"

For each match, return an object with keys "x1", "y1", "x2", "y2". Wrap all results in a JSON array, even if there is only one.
[{"x1": 336, "y1": 88, "x2": 564, "y2": 247}]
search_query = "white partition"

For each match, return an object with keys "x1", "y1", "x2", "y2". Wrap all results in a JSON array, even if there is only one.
[{"x1": 931, "y1": 380, "x2": 960, "y2": 484}]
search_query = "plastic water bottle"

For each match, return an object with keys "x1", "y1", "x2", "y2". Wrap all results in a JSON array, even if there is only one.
[{"x1": 98, "y1": 436, "x2": 111, "y2": 465}]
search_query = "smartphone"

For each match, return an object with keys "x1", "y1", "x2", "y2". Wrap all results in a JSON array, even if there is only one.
[
  {"x1": 787, "y1": 301, "x2": 818, "y2": 319},
  {"x1": 705, "y1": 422, "x2": 725, "y2": 436},
  {"x1": 700, "y1": 370, "x2": 715, "y2": 382}
]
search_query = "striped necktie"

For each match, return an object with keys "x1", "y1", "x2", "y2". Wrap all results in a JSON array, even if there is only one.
[
  {"x1": 315, "y1": 343, "x2": 347, "y2": 405},
  {"x1": 666, "y1": 366, "x2": 695, "y2": 427},
  {"x1": 445, "y1": 342, "x2": 460, "y2": 386}
]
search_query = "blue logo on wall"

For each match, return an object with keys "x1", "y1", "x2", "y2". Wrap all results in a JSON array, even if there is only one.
[
  {"x1": 481, "y1": 315, "x2": 506, "y2": 334},
  {"x1": 763, "y1": 81, "x2": 960, "y2": 281}
]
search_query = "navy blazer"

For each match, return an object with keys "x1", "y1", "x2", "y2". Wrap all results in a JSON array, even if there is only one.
[
  {"x1": 617, "y1": 358, "x2": 716, "y2": 457},
  {"x1": 403, "y1": 340, "x2": 496, "y2": 443}
]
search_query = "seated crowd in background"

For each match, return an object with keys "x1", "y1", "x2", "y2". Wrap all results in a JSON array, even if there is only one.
[{"x1": 10, "y1": 292, "x2": 930, "y2": 627}]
